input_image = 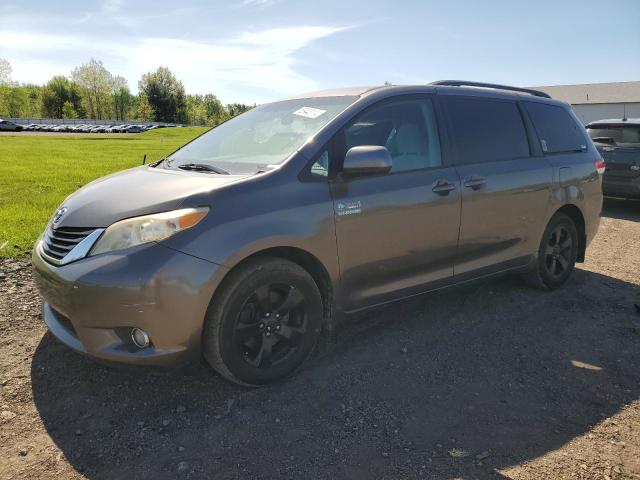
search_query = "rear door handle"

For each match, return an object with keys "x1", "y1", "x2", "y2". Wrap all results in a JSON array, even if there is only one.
[
  {"x1": 432, "y1": 179, "x2": 456, "y2": 195},
  {"x1": 463, "y1": 176, "x2": 487, "y2": 190}
]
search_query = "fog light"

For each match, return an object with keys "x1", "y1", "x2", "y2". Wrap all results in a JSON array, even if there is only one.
[{"x1": 131, "y1": 328, "x2": 150, "y2": 348}]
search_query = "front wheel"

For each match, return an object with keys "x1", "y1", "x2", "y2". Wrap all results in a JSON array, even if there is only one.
[
  {"x1": 202, "y1": 257, "x2": 323, "y2": 386},
  {"x1": 522, "y1": 212, "x2": 578, "y2": 290}
]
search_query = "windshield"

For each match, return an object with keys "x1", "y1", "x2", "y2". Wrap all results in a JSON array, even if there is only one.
[
  {"x1": 165, "y1": 96, "x2": 358, "y2": 174},
  {"x1": 587, "y1": 125, "x2": 640, "y2": 145}
]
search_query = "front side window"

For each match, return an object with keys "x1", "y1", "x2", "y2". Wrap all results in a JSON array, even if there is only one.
[
  {"x1": 165, "y1": 96, "x2": 357, "y2": 175},
  {"x1": 443, "y1": 97, "x2": 530, "y2": 165},
  {"x1": 525, "y1": 102, "x2": 586, "y2": 153},
  {"x1": 336, "y1": 97, "x2": 442, "y2": 173}
]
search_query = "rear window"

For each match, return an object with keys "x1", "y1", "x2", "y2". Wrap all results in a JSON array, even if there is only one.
[
  {"x1": 587, "y1": 125, "x2": 640, "y2": 145},
  {"x1": 524, "y1": 102, "x2": 586, "y2": 154},
  {"x1": 443, "y1": 97, "x2": 530, "y2": 165}
]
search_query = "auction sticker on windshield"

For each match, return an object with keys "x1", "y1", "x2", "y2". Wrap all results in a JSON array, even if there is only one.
[{"x1": 293, "y1": 107, "x2": 326, "y2": 119}]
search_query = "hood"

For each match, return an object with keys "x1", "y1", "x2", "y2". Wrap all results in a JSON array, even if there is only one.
[{"x1": 55, "y1": 166, "x2": 248, "y2": 228}]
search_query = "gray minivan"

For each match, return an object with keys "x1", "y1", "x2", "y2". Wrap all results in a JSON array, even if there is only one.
[{"x1": 32, "y1": 81, "x2": 604, "y2": 385}]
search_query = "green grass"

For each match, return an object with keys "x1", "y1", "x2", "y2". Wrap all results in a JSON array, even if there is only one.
[{"x1": 0, "y1": 127, "x2": 208, "y2": 258}]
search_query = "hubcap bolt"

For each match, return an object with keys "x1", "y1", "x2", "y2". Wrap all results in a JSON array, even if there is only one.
[
  {"x1": 266, "y1": 332, "x2": 271, "y2": 337},
  {"x1": 276, "y1": 313, "x2": 280, "y2": 318},
  {"x1": 259, "y1": 323, "x2": 264, "y2": 329},
  {"x1": 276, "y1": 325, "x2": 281, "y2": 330},
  {"x1": 266, "y1": 313, "x2": 270, "y2": 317}
]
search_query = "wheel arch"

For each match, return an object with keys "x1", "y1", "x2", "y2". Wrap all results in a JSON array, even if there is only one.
[{"x1": 211, "y1": 246, "x2": 336, "y2": 331}]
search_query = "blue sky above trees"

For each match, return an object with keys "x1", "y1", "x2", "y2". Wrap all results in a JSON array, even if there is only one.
[{"x1": 1, "y1": 0, "x2": 638, "y2": 104}]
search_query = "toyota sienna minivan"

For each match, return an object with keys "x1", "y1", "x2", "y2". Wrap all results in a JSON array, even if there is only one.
[{"x1": 32, "y1": 81, "x2": 604, "y2": 386}]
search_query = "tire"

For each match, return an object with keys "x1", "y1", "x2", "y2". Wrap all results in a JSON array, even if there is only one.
[
  {"x1": 202, "y1": 256, "x2": 323, "y2": 386},
  {"x1": 522, "y1": 212, "x2": 578, "y2": 290}
]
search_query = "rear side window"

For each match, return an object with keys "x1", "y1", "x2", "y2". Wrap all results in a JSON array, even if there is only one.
[
  {"x1": 524, "y1": 102, "x2": 586, "y2": 154},
  {"x1": 443, "y1": 97, "x2": 530, "y2": 165}
]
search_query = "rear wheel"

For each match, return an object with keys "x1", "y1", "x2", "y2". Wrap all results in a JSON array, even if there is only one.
[
  {"x1": 523, "y1": 212, "x2": 578, "y2": 290},
  {"x1": 202, "y1": 257, "x2": 323, "y2": 386}
]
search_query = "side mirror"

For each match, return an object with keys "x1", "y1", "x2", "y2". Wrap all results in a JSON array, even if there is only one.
[{"x1": 342, "y1": 146, "x2": 392, "y2": 177}]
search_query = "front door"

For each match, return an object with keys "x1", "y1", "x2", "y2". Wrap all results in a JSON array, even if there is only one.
[{"x1": 329, "y1": 96, "x2": 461, "y2": 311}]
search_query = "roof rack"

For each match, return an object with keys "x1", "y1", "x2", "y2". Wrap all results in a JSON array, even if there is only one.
[{"x1": 429, "y1": 80, "x2": 551, "y2": 99}]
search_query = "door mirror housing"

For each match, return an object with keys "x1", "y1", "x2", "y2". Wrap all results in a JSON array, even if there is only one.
[{"x1": 342, "y1": 146, "x2": 392, "y2": 177}]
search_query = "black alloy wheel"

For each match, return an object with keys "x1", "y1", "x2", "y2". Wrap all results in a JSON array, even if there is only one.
[
  {"x1": 543, "y1": 224, "x2": 573, "y2": 279},
  {"x1": 523, "y1": 212, "x2": 579, "y2": 290},
  {"x1": 203, "y1": 257, "x2": 323, "y2": 386},
  {"x1": 235, "y1": 283, "x2": 307, "y2": 369}
]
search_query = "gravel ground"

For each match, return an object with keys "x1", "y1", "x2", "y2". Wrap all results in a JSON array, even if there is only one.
[{"x1": 1, "y1": 198, "x2": 639, "y2": 480}]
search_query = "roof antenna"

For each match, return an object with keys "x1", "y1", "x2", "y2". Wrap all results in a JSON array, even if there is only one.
[{"x1": 142, "y1": 154, "x2": 147, "y2": 165}]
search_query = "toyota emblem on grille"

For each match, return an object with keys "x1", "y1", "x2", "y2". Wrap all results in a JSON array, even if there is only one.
[{"x1": 52, "y1": 207, "x2": 68, "y2": 225}]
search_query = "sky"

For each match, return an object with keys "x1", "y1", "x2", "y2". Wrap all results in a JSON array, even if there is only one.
[{"x1": 0, "y1": 0, "x2": 639, "y2": 105}]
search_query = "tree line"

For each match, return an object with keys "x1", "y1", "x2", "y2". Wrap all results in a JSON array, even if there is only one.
[{"x1": 0, "y1": 58, "x2": 253, "y2": 125}]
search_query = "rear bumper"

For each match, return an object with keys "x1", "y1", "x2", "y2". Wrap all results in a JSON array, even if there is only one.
[
  {"x1": 603, "y1": 175, "x2": 640, "y2": 198},
  {"x1": 32, "y1": 241, "x2": 227, "y2": 367}
]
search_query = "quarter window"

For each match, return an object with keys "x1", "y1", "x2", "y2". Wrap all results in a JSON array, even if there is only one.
[
  {"x1": 338, "y1": 98, "x2": 442, "y2": 173},
  {"x1": 443, "y1": 97, "x2": 530, "y2": 165},
  {"x1": 524, "y1": 102, "x2": 586, "y2": 154},
  {"x1": 310, "y1": 150, "x2": 329, "y2": 177}
]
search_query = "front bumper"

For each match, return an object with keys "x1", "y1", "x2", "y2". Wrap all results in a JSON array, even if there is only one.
[
  {"x1": 32, "y1": 241, "x2": 227, "y2": 366},
  {"x1": 603, "y1": 174, "x2": 640, "y2": 199}
]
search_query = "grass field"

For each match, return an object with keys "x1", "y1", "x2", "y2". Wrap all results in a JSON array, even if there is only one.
[{"x1": 0, "y1": 127, "x2": 208, "y2": 258}]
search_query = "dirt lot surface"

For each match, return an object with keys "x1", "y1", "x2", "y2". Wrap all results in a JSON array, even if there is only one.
[{"x1": 1, "y1": 199, "x2": 639, "y2": 480}]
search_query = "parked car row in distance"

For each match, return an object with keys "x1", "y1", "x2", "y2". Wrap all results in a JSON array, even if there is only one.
[
  {"x1": 0, "y1": 119, "x2": 23, "y2": 131},
  {"x1": 0, "y1": 119, "x2": 182, "y2": 133},
  {"x1": 18, "y1": 123, "x2": 180, "y2": 133}
]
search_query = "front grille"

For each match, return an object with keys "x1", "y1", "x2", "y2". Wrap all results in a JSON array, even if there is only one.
[{"x1": 42, "y1": 227, "x2": 95, "y2": 262}]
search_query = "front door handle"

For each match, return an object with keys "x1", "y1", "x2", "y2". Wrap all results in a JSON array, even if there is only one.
[
  {"x1": 432, "y1": 179, "x2": 456, "y2": 195},
  {"x1": 463, "y1": 176, "x2": 487, "y2": 190}
]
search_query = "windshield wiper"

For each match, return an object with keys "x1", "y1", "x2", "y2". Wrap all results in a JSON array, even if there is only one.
[
  {"x1": 255, "y1": 165, "x2": 275, "y2": 174},
  {"x1": 178, "y1": 163, "x2": 230, "y2": 175}
]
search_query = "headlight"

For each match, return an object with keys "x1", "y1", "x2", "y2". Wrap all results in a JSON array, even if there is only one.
[{"x1": 90, "y1": 207, "x2": 209, "y2": 256}]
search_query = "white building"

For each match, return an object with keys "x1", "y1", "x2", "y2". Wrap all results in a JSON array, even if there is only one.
[{"x1": 531, "y1": 81, "x2": 640, "y2": 125}]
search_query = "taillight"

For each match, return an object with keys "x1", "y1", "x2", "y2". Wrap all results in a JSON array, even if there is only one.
[{"x1": 595, "y1": 158, "x2": 606, "y2": 174}]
